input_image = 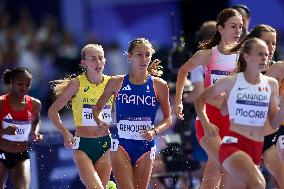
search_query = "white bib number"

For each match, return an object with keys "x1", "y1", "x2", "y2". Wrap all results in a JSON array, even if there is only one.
[
  {"x1": 117, "y1": 119, "x2": 153, "y2": 140},
  {"x1": 110, "y1": 139, "x2": 119, "y2": 151},
  {"x1": 278, "y1": 135, "x2": 284, "y2": 150},
  {"x1": 81, "y1": 105, "x2": 112, "y2": 126},
  {"x1": 71, "y1": 136, "x2": 80, "y2": 149},
  {"x1": 2, "y1": 120, "x2": 32, "y2": 141},
  {"x1": 150, "y1": 146, "x2": 156, "y2": 160},
  {"x1": 211, "y1": 70, "x2": 231, "y2": 85},
  {"x1": 222, "y1": 136, "x2": 238, "y2": 144}
]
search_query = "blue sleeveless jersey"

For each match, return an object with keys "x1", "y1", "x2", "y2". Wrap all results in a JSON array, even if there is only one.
[
  {"x1": 115, "y1": 74, "x2": 159, "y2": 139},
  {"x1": 111, "y1": 74, "x2": 160, "y2": 165}
]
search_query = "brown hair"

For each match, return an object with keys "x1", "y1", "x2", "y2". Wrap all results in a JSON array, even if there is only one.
[
  {"x1": 50, "y1": 43, "x2": 104, "y2": 98},
  {"x1": 199, "y1": 21, "x2": 217, "y2": 42},
  {"x1": 237, "y1": 38, "x2": 265, "y2": 72},
  {"x1": 230, "y1": 24, "x2": 276, "y2": 53},
  {"x1": 198, "y1": 8, "x2": 242, "y2": 50},
  {"x1": 128, "y1": 38, "x2": 163, "y2": 77}
]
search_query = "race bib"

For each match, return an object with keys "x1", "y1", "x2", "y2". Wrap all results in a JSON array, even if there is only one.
[
  {"x1": 211, "y1": 70, "x2": 231, "y2": 85},
  {"x1": 81, "y1": 104, "x2": 112, "y2": 126},
  {"x1": 117, "y1": 117, "x2": 153, "y2": 140},
  {"x1": 2, "y1": 119, "x2": 32, "y2": 141},
  {"x1": 278, "y1": 135, "x2": 284, "y2": 150},
  {"x1": 71, "y1": 136, "x2": 80, "y2": 150},
  {"x1": 110, "y1": 139, "x2": 119, "y2": 151},
  {"x1": 150, "y1": 146, "x2": 157, "y2": 160},
  {"x1": 222, "y1": 136, "x2": 238, "y2": 144}
]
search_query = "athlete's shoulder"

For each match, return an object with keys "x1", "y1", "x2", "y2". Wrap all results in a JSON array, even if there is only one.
[
  {"x1": 264, "y1": 74, "x2": 277, "y2": 81},
  {"x1": 267, "y1": 61, "x2": 284, "y2": 76},
  {"x1": 264, "y1": 75, "x2": 278, "y2": 88},
  {"x1": 152, "y1": 77, "x2": 169, "y2": 95},
  {"x1": 191, "y1": 49, "x2": 212, "y2": 65},
  {"x1": 68, "y1": 77, "x2": 80, "y2": 87},
  {"x1": 102, "y1": 75, "x2": 125, "y2": 94},
  {"x1": 30, "y1": 96, "x2": 41, "y2": 107},
  {"x1": 30, "y1": 96, "x2": 41, "y2": 105},
  {"x1": 273, "y1": 61, "x2": 284, "y2": 71},
  {"x1": 109, "y1": 75, "x2": 125, "y2": 83},
  {"x1": 111, "y1": 74, "x2": 125, "y2": 79},
  {"x1": 275, "y1": 60, "x2": 284, "y2": 66},
  {"x1": 102, "y1": 74, "x2": 111, "y2": 79},
  {"x1": 27, "y1": 96, "x2": 41, "y2": 114},
  {"x1": 194, "y1": 49, "x2": 212, "y2": 57},
  {"x1": 152, "y1": 76, "x2": 167, "y2": 86}
]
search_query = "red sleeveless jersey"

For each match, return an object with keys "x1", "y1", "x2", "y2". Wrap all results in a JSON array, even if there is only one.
[{"x1": 0, "y1": 94, "x2": 34, "y2": 129}]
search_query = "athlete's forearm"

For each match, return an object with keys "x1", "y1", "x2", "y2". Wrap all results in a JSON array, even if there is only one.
[
  {"x1": 31, "y1": 117, "x2": 40, "y2": 134},
  {"x1": 92, "y1": 105, "x2": 103, "y2": 124},
  {"x1": 175, "y1": 68, "x2": 189, "y2": 105},
  {"x1": 270, "y1": 106, "x2": 284, "y2": 129},
  {"x1": 154, "y1": 116, "x2": 172, "y2": 135},
  {"x1": 48, "y1": 110, "x2": 69, "y2": 136},
  {"x1": 194, "y1": 95, "x2": 210, "y2": 130}
]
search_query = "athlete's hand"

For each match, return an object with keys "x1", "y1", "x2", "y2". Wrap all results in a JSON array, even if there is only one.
[
  {"x1": 175, "y1": 102, "x2": 184, "y2": 120},
  {"x1": 140, "y1": 128, "x2": 156, "y2": 141},
  {"x1": 31, "y1": 132, "x2": 43, "y2": 143},
  {"x1": 4, "y1": 125, "x2": 17, "y2": 135},
  {"x1": 204, "y1": 123, "x2": 219, "y2": 137},
  {"x1": 97, "y1": 121, "x2": 110, "y2": 135},
  {"x1": 63, "y1": 131, "x2": 75, "y2": 149}
]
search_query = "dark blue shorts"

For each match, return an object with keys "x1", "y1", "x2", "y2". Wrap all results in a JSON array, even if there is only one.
[{"x1": 111, "y1": 137, "x2": 156, "y2": 166}]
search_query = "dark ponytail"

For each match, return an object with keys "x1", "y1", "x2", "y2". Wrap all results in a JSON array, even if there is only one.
[
  {"x1": 198, "y1": 32, "x2": 221, "y2": 50},
  {"x1": 2, "y1": 67, "x2": 32, "y2": 85}
]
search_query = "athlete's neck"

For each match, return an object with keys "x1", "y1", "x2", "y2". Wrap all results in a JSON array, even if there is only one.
[
  {"x1": 85, "y1": 72, "x2": 103, "y2": 85},
  {"x1": 243, "y1": 71, "x2": 261, "y2": 85},
  {"x1": 8, "y1": 93, "x2": 25, "y2": 104},
  {"x1": 129, "y1": 71, "x2": 148, "y2": 85},
  {"x1": 217, "y1": 41, "x2": 235, "y2": 55}
]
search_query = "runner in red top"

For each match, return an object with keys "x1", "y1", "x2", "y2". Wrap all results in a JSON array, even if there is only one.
[
  {"x1": 175, "y1": 8, "x2": 242, "y2": 188},
  {"x1": 0, "y1": 67, "x2": 43, "y2": 189}
]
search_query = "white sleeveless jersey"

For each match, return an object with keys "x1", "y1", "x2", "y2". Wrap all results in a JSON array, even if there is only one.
[
  {"x1": 204, "y1": 46, "x2": 237, "y2": 88},
  {"x1": 227, "y1": 73, "x2": 271, "y2": 127}
]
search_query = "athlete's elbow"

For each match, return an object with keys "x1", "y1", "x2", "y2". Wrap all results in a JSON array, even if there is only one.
[
  {"x1": 194, "y1": 95, "x2": 204, "y2": 113},
  {"x1": 178, "y1": 65, "x2": 189, "y2": 77},
  {"x1": 167, "y1": 115, "x2": 173, "y2": 128},
  {"x1": 47, "y1": 107, "x2": 54, "y2": 119}
]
